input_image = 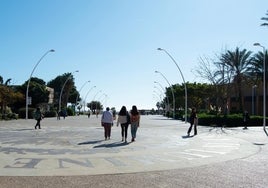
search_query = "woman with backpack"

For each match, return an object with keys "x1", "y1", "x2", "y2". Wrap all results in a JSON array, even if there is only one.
[{"x1": 130, "y1": 105, "x2": 140, "y2": 142}]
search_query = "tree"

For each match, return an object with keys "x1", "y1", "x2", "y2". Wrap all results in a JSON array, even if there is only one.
[
  {"x1": 250, "y1": 50, "x2": 268, "y2": 83},
  {"x1": 47, "y1": 73, "x2": 78, "y2": 110},
  {"x1": 87, "y1": 101, "x2": 102, "y2": 114},
  {"x1": 0, "y1": 76, "x2": 23, "y2": 114},
  {"x1": 220, "y1": 47, "x2": 253, "y2": 111},
  {"x1": 20, "y1": 77, "x2": 49, "y2": 108}
]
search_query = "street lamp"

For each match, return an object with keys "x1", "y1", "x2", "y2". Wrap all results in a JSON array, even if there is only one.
[
  {"x1": 85, "y1": 86, "x2": 96, "y2": 102},
  {"x1": 157, "y1": 48, "x2": 188, "y2": 123},
  {"x1": 58, "y1": 70, "x2": 79, "y2": 112},
  {"x1": 75, "y1": 80, "x2": 90, "y2": 113},
  {"x1": 154, "y1": 81, "x2": 170, "y2": 115},
  {"x1": 25, "y1": 49, "x2": 55, "y2": 119},
  {"x1": 91, "y1": 90, "x2": 102, "y2": 113},
  {"x1": 155, "y1": 70, "x2": 175, "y2": 119},
  {"x1": 253, "y1": 43, "x2": 267, "y2": 136}
]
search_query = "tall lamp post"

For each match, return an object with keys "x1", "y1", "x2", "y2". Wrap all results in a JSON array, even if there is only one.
[
  {"x1": 58, "y1": 70, "x2": 79, "y2": 112},
  {"x1": 25, "y1": 49, "x2": 55, "y2": 119},
  {"x1": 253, "y1": 43, "x2": 267, "y2": 136},
  {"x1": 91, "y1": 90, "x2": 102, "y2": 113},
  {"x1": 155, "y1": 70, "x2": 175, "y2": 119},
  {"x1": 157, "y1": 48, "x2": 188, "y2": 123},
  {"x1": 154, "y1": 81, "x2": 170, "y2": 115},
  {"x1": 75, "y1": 80, "x2": 90, "y2": 113},
  {"x1": 85, "y1": 86, "x2": 97, "y2": 102}
]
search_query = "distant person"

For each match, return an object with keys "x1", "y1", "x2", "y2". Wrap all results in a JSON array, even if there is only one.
[
  {"x1": 57, "y1": 110, "x2": 61, "y2": 120},
  {"x1": 88, "y1": 111, "x2": 91, "y2": 118},
  {"x1": 130, "y1": 105, "x2": 140, "y2": 142},
  {"x1": 62, "y1": 109, "x2": 67, "y2": 119},
  {"x1": 117, "y1": 106, "x2": 130, "y2": 142},
  {"x1": 101, "y1": 107, "x2": 113, "y2": 140},
  {"x1": 187, "y1": 107, "x2": 198, "y2": 136},
  {"x1": 112, "y1": 109, "x2": 116, "y2": 120},
  {"x1": 34, "y1": 107, "x2": 43, "y2": 129},
  {"x1": 243, "y1": 111, "x2": 250, "y2": 130}
]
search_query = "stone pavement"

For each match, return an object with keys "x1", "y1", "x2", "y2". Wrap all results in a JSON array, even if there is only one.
[{"x1": 0, "y1": 115, "x2": 268, "y2": 187}]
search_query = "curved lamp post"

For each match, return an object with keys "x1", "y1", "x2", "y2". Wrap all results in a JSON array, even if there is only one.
[
  {"x1": 58, "y1": 70, "x2": 79, "y2": 112},
  {"x1": 85, "y1": 86, "x2": 96, "y2": 102},
  {"x1": 157, "y1": 48, "x2": 188, "y2": 123},
  {"x1": 91, "y1": 90, "x2": 102, "y2": 112},
  {"x1": 155, "y1": 70, "x2": 175, "y2": 119},
  {"x1": 154, "y1": 81, "x2": 170, "y2": 115},
  {"x1": 75, "y1": 80, "x2": 90, "y2": 112},
  {"x1": 99, "y1": 93, "x2": 107, "y2": 110},
  {"x1": 25, "y1": 49, "x2": 55, "y2": 119},
  {"x1": 253, "y1": 43, "x2": 267, "y2": 136}
]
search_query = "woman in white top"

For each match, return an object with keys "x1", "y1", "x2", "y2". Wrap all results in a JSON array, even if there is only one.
[{"x1": 117, "y1": 106, "x2": 130, "y2": 142}]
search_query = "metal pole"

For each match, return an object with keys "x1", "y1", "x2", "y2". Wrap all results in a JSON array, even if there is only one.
[
  {"x1": 157, "y1": 48, "x2": 188, "y2": 123},
  {"x1": 25, "y1": 49, "x2": 55, "y2": 119},
  {"x1": 154, "y1": 81, "x2": 170, "y2": 115},
  {"x1": 58, "y1": 70, "x2": 79, "y2": 112},
  {"x1": 155, "y1": 71, "x2": 175, "y2": 119},
  {"x1": 75, "y1": 80, "x2": 90, "y2": 113}
]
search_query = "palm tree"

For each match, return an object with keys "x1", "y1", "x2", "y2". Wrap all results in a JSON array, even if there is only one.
[
  {"x1": 251, "y1": 50, "x2": 268, "y2": 115},
  {"x1": 251, "y1": 51, "x2": 268, "y2": 82},
  {"x1": 261, "y1": 10, "x2": 268, "y2": 26},
  {"x1": 220, "y1": 47, "x2": 253, "y2": 111}
]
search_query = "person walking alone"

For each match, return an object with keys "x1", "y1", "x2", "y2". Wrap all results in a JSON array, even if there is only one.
[
  {"x1": 101, "y1": 107, "x2": 113, "y2": 140},
  {"x1": 187, "y1": 107, "x2": 198, "y2": 136},
  {"x1": 117, "y1": 106, "x2": 130, "y2": 142},
  {"x1": 130, "y1": 105, "x2": 140, "y2": 142},
  {"x1": 34, "y1": 107, "x2": 43, "y2": 129}
]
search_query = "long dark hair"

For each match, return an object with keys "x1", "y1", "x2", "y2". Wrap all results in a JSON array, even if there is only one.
[
  {"x1": 130, "y1": 105, "x2": 139, "y2": 116},
  {"x1": 118, "y1": 106, "x2": 127, "y2": 116}
]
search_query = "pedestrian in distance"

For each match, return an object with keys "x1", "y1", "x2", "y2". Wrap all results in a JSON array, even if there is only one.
[
  {"x1": 117, "y1": 106, "x2": 130, "y2": 142},
  {"x1": 243, "y1": 110, "x2": 250, "y2": 130},
  {"x1": 187, "y1": 107, "x2": 198, "y2": 136},
  {"x1": 101, "y1": 107, "x2": 114, "y2": 140},
  {"x1": 130, "y1": 105, "x2": 140, "y2": 142},
  {"x1": 34, "y1": 107, "x2": 43, "y2": 129}
]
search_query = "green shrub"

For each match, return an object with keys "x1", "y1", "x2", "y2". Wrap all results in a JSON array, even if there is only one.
[{"x1": 18, "y1": 107, "x2": 35, "y2": 119}]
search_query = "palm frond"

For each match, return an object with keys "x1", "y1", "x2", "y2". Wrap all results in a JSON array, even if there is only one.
[{"x1": 261, "y1": 23, "x2": 268, "y2": 26}]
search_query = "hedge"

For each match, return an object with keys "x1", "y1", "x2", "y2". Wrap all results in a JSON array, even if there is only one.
[{"x1": 197, "y1": 113, "x2": 265, "y2": 127}]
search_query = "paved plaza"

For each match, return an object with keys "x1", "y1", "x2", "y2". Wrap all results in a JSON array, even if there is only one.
[{"x1": 0, "y1": 115, "x2": 268, "y2": 187}]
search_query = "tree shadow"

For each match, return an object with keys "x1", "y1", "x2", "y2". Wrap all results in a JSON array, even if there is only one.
[{"x1": 93, "y1": 141, "x2": 130, "y2": 148}]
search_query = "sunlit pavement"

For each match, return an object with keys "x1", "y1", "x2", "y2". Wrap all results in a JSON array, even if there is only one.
[{"x1": 0, "y1": 115, "x2": 268, "y2": 187}]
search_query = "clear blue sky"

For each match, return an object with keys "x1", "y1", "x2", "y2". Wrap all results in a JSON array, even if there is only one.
[{"x1": 0, "y1": 0, "x2": 267, "y2": 111}]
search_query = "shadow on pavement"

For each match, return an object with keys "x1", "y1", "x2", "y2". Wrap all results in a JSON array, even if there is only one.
[
  {"x1": 181, "y1": 135, "x2": 194, "y2": 139},
  {"x1": 13, "y1": 129, "x2": 34, "y2": 131},
  {"x1": 78, "y1": 140, "x2": 103, "y2": 145},
  {"x1": 93, "y1": 141, "x2": 130, "y2": 148}
]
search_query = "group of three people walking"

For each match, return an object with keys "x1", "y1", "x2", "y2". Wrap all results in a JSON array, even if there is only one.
[{"x1": 101, "y1": 105, "x2": 140, "y2": 142}]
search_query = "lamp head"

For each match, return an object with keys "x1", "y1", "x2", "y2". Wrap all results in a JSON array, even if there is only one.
[
  {"x1": 157, "y1": 48, "x2": 163, "y2": 51},
  {"x1": 155, "y1": 70, "x2": 159, "y2": 73},
  {"x1": 50, "y1": 49, "x2": 55, "y2": 52},
  {"x1": 253, "y1": 43, "x2": 261, "y2": 46}
]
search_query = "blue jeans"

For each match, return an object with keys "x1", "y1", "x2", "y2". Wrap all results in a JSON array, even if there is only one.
[{"x1": 131, "y1": 123, "x2": 139, "y2": 139}]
